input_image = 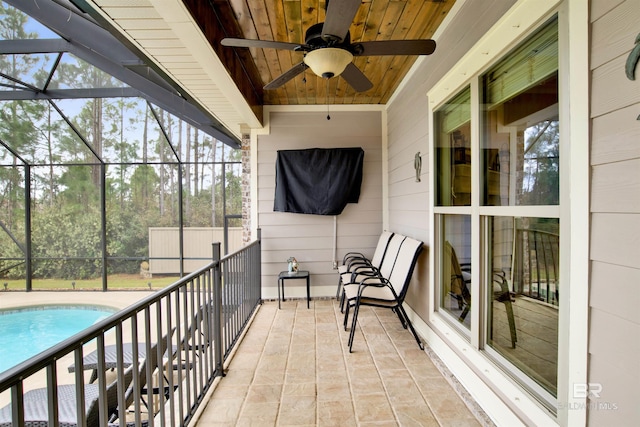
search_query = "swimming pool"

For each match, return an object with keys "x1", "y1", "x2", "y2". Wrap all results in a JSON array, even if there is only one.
[{"x1": 0, "y1": 304, "x2": 117, "y2": 374}]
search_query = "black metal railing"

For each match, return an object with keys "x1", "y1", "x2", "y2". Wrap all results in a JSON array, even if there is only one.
[
  {"x1": 514, "y1": 228, "x2": 559, "y2": 305},
  {"x1": 0, "y1": 230, "x2": 261, "y2": 427}
]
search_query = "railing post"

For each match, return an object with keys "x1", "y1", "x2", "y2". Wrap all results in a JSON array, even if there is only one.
[
  {"x1": 11, "y1": 382, "x2": 24, "y2": 426},
  {"x1": 212, "y1": 242, "x2": 225, "y2": 377},
  {"x1": 257, "y1": 228, "x2": 262, "y2": 304}
]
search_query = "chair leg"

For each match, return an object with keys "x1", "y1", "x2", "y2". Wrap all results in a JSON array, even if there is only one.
[
  {"x1": 502, "y1": 297, "x2": 518, "y2": 348},
  {"x1": 392, "y1": 307, "x2": 408, "y2": 329},
  {"x1": 347, "y1": 299, "x2": 362, "y2": 352},
  {"x1": 343, "y1": 300, "x2": 351, "y2": 331},
  {"x1": 495, "y1": 275, "x2": 517, "y2": 348},
  {"x1": 396, "y1": 305, "x2": 424, "y2": 350},
  {"x1": 336, "y1": 278, "x2": 342, "y2": 299},
  {"x1": 459, "y1": 301, "x2": 470, "y2": 322}
]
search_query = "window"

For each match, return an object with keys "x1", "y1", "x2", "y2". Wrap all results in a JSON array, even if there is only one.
[
  {"x1": 486, "y1": 216, "x2": 559, "y2": 397},
  {"x1": 435, "y1": 87, "x2": 471, "y2": 207},
  {"x1": 434, "y1": 87, "x2": 473, "y2": 329},
  {"x1": 439, "y1": 214, "x2": 472, "y2": 328},
  {"x1": 481, "y1": 17, "x2": 559, "y2": 207},
  {"x1": 433, "y1": 16, "x2": 560, "y2": 403}
]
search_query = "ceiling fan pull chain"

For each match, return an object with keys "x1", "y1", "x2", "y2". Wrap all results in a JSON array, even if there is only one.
[
  {"x1": 326, "y1": 80, "x2": 331, "y2": 120},
  {"x1": 303, "y1": 53, "x2": 307, "y2": 85}
]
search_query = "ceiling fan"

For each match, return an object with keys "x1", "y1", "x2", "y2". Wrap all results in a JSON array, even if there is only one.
[{"x1": 221, "y1": 0, "x2": 436, "y2": 92}]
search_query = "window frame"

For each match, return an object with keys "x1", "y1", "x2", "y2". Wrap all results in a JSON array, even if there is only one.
[{"x1": 426, "y1": 1, "x2": 589, "y2": 425}]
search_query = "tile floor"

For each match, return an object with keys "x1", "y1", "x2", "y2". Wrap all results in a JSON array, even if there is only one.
[{"x1": 195, "y1": 299, "x2": 486, "y2": 426}]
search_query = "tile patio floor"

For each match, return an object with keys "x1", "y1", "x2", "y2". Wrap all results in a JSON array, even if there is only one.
[{"x1": 195, "y1": 299, "x2": 488, "y2": 426}]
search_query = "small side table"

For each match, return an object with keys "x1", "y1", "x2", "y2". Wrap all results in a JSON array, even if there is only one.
[{"x1": 278, "y1": 270, "x2": 310, "y2": 309}]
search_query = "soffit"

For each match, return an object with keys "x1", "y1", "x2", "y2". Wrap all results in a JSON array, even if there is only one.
[{"x1": 80, "y1": 0, "x2": 262, "y2": 138}]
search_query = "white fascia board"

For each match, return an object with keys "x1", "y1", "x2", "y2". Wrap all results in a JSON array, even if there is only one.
[{"x1": 149, "y1": 0, "x2": 262, "y2": 131}]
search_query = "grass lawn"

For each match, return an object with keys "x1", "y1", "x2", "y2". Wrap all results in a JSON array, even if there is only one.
[{"x1": 1, "y1": 274, "x2": 181, "y2": 291}]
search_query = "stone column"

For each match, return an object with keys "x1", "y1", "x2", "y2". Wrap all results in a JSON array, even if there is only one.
[{"x1": 241, "y1": 132, "x2": 251, "y2": 243}]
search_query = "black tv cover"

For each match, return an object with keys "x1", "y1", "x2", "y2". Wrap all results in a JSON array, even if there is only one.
[{"x1": 274, "y1": 147, "x2": 364, "y2": 215}]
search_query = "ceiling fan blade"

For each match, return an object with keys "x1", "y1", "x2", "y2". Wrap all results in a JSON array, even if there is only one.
[
  {"x1": 341, "y1": 63, "x2": 373, "y2": 92},
  {"x1": 353, "y1": 39, "x2": 437, "y2": 56},
  {"x1": 321, "y1": 0, "x2": 361, "y2": 42},
  {"x1": 221, "y1": 38, "x2": 307, "y2": 51},
  {"x1": 264, "y1": 62, "x2": 309, "y2": 90}
]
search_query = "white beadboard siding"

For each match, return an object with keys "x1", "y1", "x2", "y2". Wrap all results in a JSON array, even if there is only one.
[
  {"x1": 589, "y1": 1, "x2": 640, "y2": 426},
  {"x1": 257, "y1": 110, "x2": 383, "y2": 299},
  {"x1": 87, "y1": 0, "x2": 261, "y2": 137}
]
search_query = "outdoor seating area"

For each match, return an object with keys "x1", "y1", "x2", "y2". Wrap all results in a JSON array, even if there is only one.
[
  {"x1": 68, "y1": 302, "x2": 210, "y2": 384},
  {"x1": 0, "y1": 305, "x2": 186, "y2": 427},
  {"x1": 337, "y1": 232, "x2": 425, "y2": 352},
  {"x1": 0, "y1": 292, "x2": 160, "y2": 427},
  {"x1": 0, "y1": 363, "x2": 138, "y2": 427},
  {"x1": 195, "y1": 299, "x2": 486, "y2": 426},
  {"x1": 1, "y1": 0, "x2": 635, "y2": 424}
]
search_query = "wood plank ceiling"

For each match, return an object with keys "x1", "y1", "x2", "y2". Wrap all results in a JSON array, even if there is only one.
[{"x1": 184, "y1": 0, "x2": 456, "y2": 106}]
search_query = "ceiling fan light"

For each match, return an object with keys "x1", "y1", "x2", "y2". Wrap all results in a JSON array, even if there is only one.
[{"x1": 304, "y1": 48, "x2": 353, "y2": 79}]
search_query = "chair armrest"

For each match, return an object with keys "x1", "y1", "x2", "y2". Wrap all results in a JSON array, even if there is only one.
[
  {"x1": 346, "y1": 258, "x2": 372, "y2": 270},
  {"x1": 459, "y1": 263, "x2": 471, "y2": 273},
  {"x1": 358, "y1": 276, "x2": 389, "y2": 287},
  {"x1": 357, "y1": 276, "x2": 398, "y2": 299},
  {"x1": 352, "y1": 264, "x2": 379, "y2": 274},
  {"x1": 348, "y1": 266, "x2": 381, "y2": 284},
  {"x1": 342, "y1": 251, "x2": 366, "y2": 264}
]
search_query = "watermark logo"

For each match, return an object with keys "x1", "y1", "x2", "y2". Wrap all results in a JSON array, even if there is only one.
[
  {"x1": 573, "y1": 383, "x2": 602, "y2": 399},
  {"x1": 558, "y1": 383, "x2": 618, "y2": 411}
]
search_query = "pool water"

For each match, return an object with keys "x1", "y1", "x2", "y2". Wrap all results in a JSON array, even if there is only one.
[{"x1": 0, "y1": 305, "x2": 116, "y2": 374}]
